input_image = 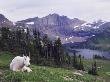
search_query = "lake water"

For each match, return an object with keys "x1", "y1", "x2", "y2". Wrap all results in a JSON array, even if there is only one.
[{"x1": 72, "y1": 49, "x2": 110, "y2": 59}]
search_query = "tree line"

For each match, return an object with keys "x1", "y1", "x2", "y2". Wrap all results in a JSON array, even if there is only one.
[{"x1": 0, "y1": 27, "x2": 98, "y2": 75}]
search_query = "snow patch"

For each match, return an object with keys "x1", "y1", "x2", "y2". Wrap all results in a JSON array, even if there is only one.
[
  {"x1": 81, "y1": 23, "x2": 91, "y2": 27},
  {"x1": 92, "y1": 35, "x2": 95, "y2": 36},
  {"x1": 26, "y1": 22, "x2": 34, "y2": 25},
  {"x1": 74, "y1": 26, "x2": 79, "y2": 28},
  {"x1": 65, "y1": 38, "x2": 68, "y2": 41},
  {"x1": 24, "y1": 29, "x2": 27, "y2": 33},
  {"x1": 13, "y1": 22, "x2": 16, "y2": 25},
  {"x1": 93, "y1": 26, "x2": 98, "y2": 29}
]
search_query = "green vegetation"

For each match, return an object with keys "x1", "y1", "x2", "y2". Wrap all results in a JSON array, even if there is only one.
[
  {"x1": 91, "y1": 29, "x2": 110, "y2": 51},
  {"x1": 0, "y1": 27, "x2": 110, "y2": 82},
  {"x1": 0, "y1": 51, "x2": 110, "y2": 82},
  {"x1": 71, "y1": 29, "x2": 110, "y2": 51},
  {"x1": 0, "y1": 27, "x2": 85, "y2": 70},
  {"x1": 86, "y1": 32, "x2": 110, "y2": 51}
]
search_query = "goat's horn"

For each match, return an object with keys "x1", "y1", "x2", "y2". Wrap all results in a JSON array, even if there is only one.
[{"x1": 29, "y1": 52, "x2": 30, "y2": 58}]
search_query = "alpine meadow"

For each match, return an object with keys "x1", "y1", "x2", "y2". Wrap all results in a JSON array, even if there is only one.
[{"x1": 0, "y1": 0, "x2": 110, "y2": 82}]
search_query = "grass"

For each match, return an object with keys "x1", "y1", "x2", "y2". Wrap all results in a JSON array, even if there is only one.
[
  {"x1": 0, "y1": 51, "x2": 110, "y2": 82},
  {"x1": 83, "y1": 59, "x2": 110, "y2": 82}
]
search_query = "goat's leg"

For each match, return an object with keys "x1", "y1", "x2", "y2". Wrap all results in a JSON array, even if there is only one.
[{"x1": 26, "y1": 67, "x2": 32, "y2": 72}]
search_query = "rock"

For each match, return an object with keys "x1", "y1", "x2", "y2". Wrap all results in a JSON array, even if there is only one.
[
  {"x1": 16, "y1": 13, "x2": 86, "y2": 43},
  {"x1": 0, "y1": 71, "x2": 3, "y2": 75},
  {"x1": 73, "y1": 72, "x2": 83, "y2": 76},
  {"x1": 106, "y1": 72, "x2": 110, "y2": 75},
  {"x1": 63, "y1": 76, "x2": 73, "y2": 81}
]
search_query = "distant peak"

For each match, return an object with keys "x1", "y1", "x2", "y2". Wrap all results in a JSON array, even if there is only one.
[
  {"x1": 49, "y1": 13, "x2": 59, "y2": 16},
  {"x1": 47, "y1": 13, "x2": 60, "y2": 18},
  {"x1": 0, "y1": 14, "x2": 5, "y2": 18},
  {"x1": 73, "y1": 18, "x2": 79, "y2": 20},
  {"x1": 0, "y1": 14, "x2": 9, "y2": 22},
  {"x1": 72, "y1": 18, "x2": 86, "y2": 23}
]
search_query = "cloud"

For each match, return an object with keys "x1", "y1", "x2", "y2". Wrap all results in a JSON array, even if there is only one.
[{"x1": 0, "y1": 0, "x2": 110, "y2": 22}]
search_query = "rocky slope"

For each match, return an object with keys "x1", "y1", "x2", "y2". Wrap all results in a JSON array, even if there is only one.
[
  {"x1": 0, "y1": 14, "x2": 13, "y2": 28},
  {"x1": 16, "y1": 14, "x2": 110, "y2": 44},
  {"x1": 1, "y1": 13, "x2": 110, "y2": 44},
  {"x1": 16, "y1": 14, "x2": 87, "y2": 43}
]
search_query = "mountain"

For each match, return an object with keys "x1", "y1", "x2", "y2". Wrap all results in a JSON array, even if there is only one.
[
  {"x1": 15, "y1": 13, "x2": 88, "y2": 43},
  {"x1": 16, "y1": 14, "x2": 110, "y2": 44},
  {"x1": 71, "y1": 27, "x2": 110, "y2": 51},
  {"x1": 73, "y1": 20, "x2": 107, "y2": 31},
  {"x1": 0, "y1": 14, "x2": 13, "y2": 28},
  {"x1": 87, "y1": 28, "x2": 110, "y2": 50},
  {"x1": 1, "y1": 13, "x2": 110, "y2": 45}
]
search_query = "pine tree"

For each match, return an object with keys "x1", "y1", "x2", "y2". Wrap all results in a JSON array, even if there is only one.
[
  {"x1": 77, "y1": 55, "x2": 84, "y2": 70},
  {"x1": 66, "y1": 53, "x2": 71, "y2": 67},
  {"x1": 42, "y1": 34, "x2": 49, "y2": 59},
  {"x1": 92, "y1": 61, "x2": 97, "y2": 75},
  {"x1": 88, "y1": 61, "x2": 98, "y2": 75},
  {"x1": 7, "y1": 29, "x2": 16, "y2": 52},
  {"x1": 54, "y1": 37, "x2": 63, "y2": 66},
  {"x1": 15, "y1": 28, "x2": 24, "y2": 54},
  {"x1": 33, "y1": 29, "x2": 41, "y2": 64},
  {"x1": 0, "y1": 27, "x2": 10, "y2": 50},
  {"x1": 25, "y1": 28, "x2": 31, "y2": 55},
  {"x1": 72, "y1": 52, "x2": 78, "y2": 68}
]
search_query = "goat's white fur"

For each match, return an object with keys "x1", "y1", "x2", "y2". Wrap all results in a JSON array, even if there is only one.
[
  {"x1": 10, "y1": 56, "x2": 32, "y2": 72},
  {"x1": 22, "y1": 66, "x2": 32, "y2": 72}
]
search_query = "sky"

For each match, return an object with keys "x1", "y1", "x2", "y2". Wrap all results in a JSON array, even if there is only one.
[{"x1": 0, "y1": 0, "x2": 110, "y2": 22}]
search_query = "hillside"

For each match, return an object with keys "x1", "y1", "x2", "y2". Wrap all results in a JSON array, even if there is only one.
[
  {"x1": 15, "y1": 14, "x2": 110, "y2": 44},
  {"x1": 16, "y1": 14, "x2": 86, "y2": 43},
  {"x1": 0, "y1": 14, "x2": 13, "y2": 28},
  {"x1": 0, "y1": 51, "x2": 110, "y2": 82},
  {"x1": 67, "y1": 27, "x2": 110, "y2": 51},
  {"x1": 1, "y1": 13, "x2": 110, "y2": 44},
  {"x1": 83, "y1": 28, "x2": 110, "y2": 51}
]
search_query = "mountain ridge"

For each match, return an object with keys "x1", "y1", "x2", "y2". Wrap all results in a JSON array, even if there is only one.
[
  {"x1": 0, "y1": 14, "x2": 13, "y2": 28},
  {"x1": 0, "y1": 13, "x2": 110, "y2": 44}
]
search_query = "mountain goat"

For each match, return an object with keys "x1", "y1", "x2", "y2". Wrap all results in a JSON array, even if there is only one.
[{"x1": 10, "y1": 55, "x2": 32, "y2": 72}]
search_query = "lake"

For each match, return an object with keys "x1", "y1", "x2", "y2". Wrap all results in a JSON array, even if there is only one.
[{"x1": 72, "y1": 49, "x2": 110, "y2": 59}]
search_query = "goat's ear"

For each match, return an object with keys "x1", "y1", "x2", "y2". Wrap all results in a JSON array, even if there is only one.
[
  {"x1": 24, "y1": 56, "x2": 27, "y2": 60},
  {"x1": 23, "y1": 54, "x2": 24, "y2": 57}
]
